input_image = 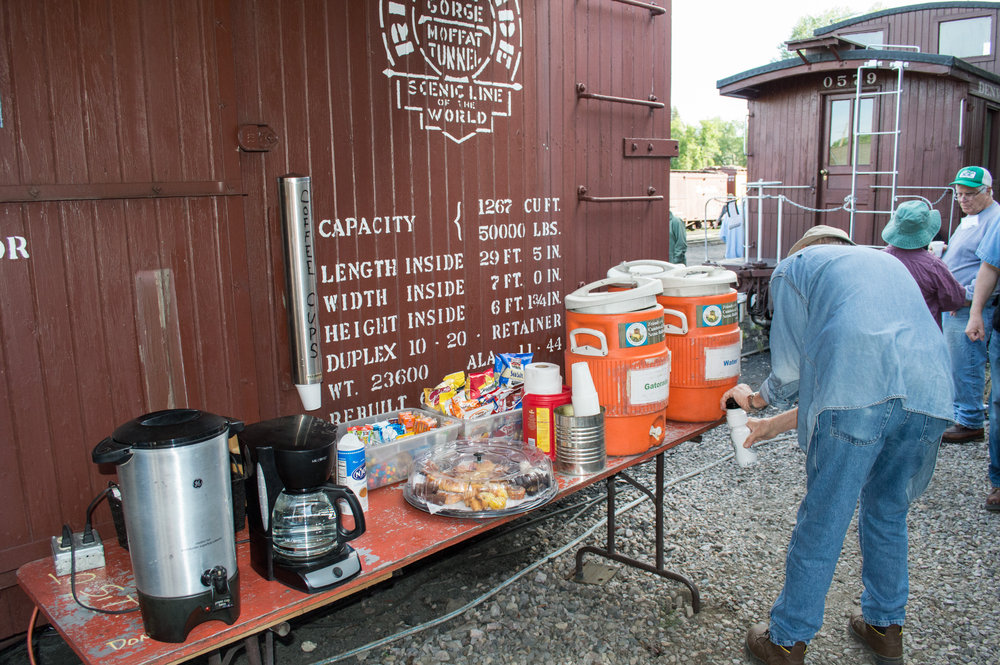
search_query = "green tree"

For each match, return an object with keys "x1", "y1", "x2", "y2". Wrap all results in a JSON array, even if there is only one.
[
  {"x1": 671, "y1": 109, "x2": 746, "y2": 170},
  {"x1": 774, "y1": 7, "x2": 856, "y2": 61},
  {"x1": 774, "y1": 4, "x2": 889, "y2": 61}
]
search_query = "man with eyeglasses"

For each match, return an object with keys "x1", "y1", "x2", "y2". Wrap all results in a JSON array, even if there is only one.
[{"x1": 941, "y1": 166, "x2": 1000, "y2": 450}]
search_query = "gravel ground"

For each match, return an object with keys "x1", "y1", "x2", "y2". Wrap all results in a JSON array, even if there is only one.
[
  {"x1": 9, "y1": 319, "x2": 999, "y2": 664},
  {"x1": 206, "y1": 343, "x2": 996, "y2": 664}
]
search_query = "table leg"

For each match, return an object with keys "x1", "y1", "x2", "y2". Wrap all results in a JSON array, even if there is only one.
[
  {"x1": 206, "y1": 633, "x2": 265, "y2": 665},
  {"x1": 573, "y1": 453, "x2": 701, "y2": 613}
]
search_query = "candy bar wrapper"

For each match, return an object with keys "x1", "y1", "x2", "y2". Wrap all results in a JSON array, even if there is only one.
[
  {"x1": 423, "y1": 384, "x2": 457, "y2": 414},
  {"x1": 442, "y1": 371, "x2": 466, "y2": 390},
  {"x1": 489, "y1": 385, "x2": 523, "y2": 412},
  {"x1": 494, "y1": 352, "x2": 532, "y2": 387},
  {"x1": 468, "y1": 368, "x2": 499, "y2": 400},
  {"x1": 450, "y1": 397, "x2": 495, "y2": 420}
]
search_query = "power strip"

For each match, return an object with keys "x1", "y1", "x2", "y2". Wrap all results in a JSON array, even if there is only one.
[{"x1": 51, "y1": 529, "x2": 106, "y2": 576}]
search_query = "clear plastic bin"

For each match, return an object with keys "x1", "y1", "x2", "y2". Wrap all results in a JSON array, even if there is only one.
[
  {"x1": 337, "y1": 410, "x2": 461, "y2": 489},
  {"x1": 421, "y1": 407, "x2": 523, "y2": 440}
]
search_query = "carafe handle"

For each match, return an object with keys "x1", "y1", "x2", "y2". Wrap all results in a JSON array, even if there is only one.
[{"x1": 323, "y1": 482, "x2": 366, "y2": 542}]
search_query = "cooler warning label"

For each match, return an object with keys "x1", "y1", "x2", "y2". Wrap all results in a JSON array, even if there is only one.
[
  {"x1": 698, "y1": 302, "x2": 739, "y2": 328},
  {"x1": 618, "y1": 317, "x2": 665, "y2": 348}
]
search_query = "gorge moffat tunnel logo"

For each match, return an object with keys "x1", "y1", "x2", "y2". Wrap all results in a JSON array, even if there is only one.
[{"x1": 379, "y1": 0, "x2": 523, "y2": 144}]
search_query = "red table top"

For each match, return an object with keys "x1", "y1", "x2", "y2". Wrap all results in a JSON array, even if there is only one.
[{"x1": 18, "y1": 420, "x2": 716, "y2": 665}]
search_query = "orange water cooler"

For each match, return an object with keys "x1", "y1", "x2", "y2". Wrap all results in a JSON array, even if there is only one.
[
  {"x1": 564, "y1": 277, "x2": 670, "y2": 456},
  {"x1": 610, "y1": 263, "x2": 740, "y2": 423}
]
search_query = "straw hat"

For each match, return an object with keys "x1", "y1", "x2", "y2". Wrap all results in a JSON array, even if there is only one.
[
  {"x1": 787, "y1": 225, "x2": 856, "y2": 256},
  {"x1": 881, "y1": 200, "x2": 941, "y2": 250}
]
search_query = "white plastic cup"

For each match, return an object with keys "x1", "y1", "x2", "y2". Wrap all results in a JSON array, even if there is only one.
[
  {"x1": 929, "y1": 240, "x2": 945, "y2": 258},
  {"x1": 725, "y1": 405, "x2": 758, "y2": 468},
  {"x1": 571, "y1": 362, "x2": 601, "y2": 417}
]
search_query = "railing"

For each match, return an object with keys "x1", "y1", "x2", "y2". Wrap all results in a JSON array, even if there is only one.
[
  {"x1": 577, "y1": 186, "x2": 663, "y2": 203},
  {"x1": 576, "y1": 83, "x2": 664, "y2": 109}
]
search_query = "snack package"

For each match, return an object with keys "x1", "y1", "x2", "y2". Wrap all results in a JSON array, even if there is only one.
[
  {"x1": 495, "y1": 352, "x2": 533, "y2": 387},
  {"x1": 467, "y1": 368, "x2": 499, "y2": 400}
]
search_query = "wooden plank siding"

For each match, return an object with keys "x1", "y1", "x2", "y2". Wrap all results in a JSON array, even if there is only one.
[
  {"x1": 0, "y1": 0, "x2": 673, "y2": 639},
  {"x1": 0, "y1": 0, "x2": 255, "y2": 637}
]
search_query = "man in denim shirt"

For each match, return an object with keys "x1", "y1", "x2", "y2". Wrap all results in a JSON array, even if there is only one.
[
  {"x1": 723, "y1": 226, "x2": 953, "y2": 665},
  {"x1": 962, "y1": 202, "x2": 1000, "y2": 511},
  {"x1": 940, "y1": 166, "x2": 1000, "y2": 442}
]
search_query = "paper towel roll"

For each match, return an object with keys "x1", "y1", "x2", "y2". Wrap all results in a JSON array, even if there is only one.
[{"x1": 524, "y1": 362, "x2": 562, "y2": 395}]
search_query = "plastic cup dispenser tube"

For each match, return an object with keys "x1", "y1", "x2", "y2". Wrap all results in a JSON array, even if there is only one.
[
  {"x1": 570, "y1": 362, "x2": 601, "y2": 417},
  {"x1": 278, "y1": 174, "x2": 322, "y2": 411}
]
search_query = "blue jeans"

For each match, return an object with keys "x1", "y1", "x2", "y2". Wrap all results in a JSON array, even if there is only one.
[
  {"x1": 942, "y1": 305, "x2": 1000, "y2": 486},
  {"x1": 768, "y1": 401, "x2": 945, "y2": 646}
]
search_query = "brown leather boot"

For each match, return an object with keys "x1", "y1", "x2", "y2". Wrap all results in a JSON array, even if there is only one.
[
  {"x1": 745, "y1": 623, "x2": 806, "y2": 664},
  {"x1": 848, "y1": 614, "x2": 903, "y2": 664}
]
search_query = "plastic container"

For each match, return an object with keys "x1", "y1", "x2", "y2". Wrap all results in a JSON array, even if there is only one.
[
  {"x1": 523, "y1": 387, "x2": 572, "y2": 459},
  {"x1": 725, "y1": 399, "x2": 758, "y2": 467},
  {"x1": 564, "y1": 277, "x2": 670, "y2": 456},
  {"x1": 404, "y1": 438, "x2": 556, "y2": 517},
  {"x1": 337, "y1": 432, "x2": 368, "y2": 511},
  {"x1": 336, "y1": 409, "x2": 461, "y2": 489},
  {"x1": 658, "y1": 266, "x2": 740, "y2": 422},
  {"x1": 432, "y1": 407, "x2": 523, "y2": 441}
]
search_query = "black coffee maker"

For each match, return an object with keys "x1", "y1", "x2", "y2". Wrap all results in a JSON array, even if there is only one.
[{"x1": 239, "y1": 415, "x2": 366, "y2": 593}]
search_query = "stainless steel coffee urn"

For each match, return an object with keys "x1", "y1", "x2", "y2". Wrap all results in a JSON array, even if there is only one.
[{"x1": 92, "y1": 409, "x2": 244, "y2": 643}]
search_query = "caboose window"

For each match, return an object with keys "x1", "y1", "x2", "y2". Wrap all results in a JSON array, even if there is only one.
[
  {"x1": 939, "y1": 16, "x2": 992, "y2": 58},
  {"x1": 843, "y1": 30, "x2": 885, "y2": 49},
  {"x1": 828, "y1": 98, "x2": 874, "y2": 166}
]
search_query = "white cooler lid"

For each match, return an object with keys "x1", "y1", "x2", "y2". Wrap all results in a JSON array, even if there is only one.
[
  {"x1": 607, "y1": 259, "x2": 683, "y2": 282},
  {"x1": 564, "y1": 276, "x2": 662, "y2": 314},
  {"x1": 658, "y1": 265, "x2": 737, "y2": 297}
]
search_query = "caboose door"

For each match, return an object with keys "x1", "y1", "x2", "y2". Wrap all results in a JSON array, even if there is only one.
[{"x1": 817, "y1": 93, "x2": 877, "y2": 239}]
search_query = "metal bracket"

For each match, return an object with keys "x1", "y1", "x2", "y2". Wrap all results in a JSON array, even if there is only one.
[
  {"x1": 623, "y1": 138, "x2": 679, "y2": 158},
  {"x1": 238, "y1": 124, "x2": 279, "y2": 152}
]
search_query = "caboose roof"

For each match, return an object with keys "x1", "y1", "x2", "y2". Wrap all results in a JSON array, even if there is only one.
[
  {"x1": 815, "y1": 2, "x2": 1000, "y2": 36},
  {"x1": 717, "y1": 49, "x2": 1000, "y2": 100},
  {"x1": 719, "y1": 1, "x2": 1000, "y2": 99}
]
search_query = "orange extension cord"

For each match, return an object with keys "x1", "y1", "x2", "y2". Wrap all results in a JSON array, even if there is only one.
[{"x1": 27, "y1": 606, "x2": 39, "y2": 665}]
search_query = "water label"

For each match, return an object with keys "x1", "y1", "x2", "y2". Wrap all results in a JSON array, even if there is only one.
[{"x1": 705, "y1": 343, "x2": 742, "y2": 380}]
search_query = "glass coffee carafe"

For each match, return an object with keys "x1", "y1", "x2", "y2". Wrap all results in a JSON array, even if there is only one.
[{"x1": 271, "y1": 489, "x2": 341, "y2": 560}]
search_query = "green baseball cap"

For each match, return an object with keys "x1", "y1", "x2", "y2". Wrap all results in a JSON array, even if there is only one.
[
  {"x1": 882, "y1": 200, "x2": 941, "y2": 250},
  {"x1": 950, "y1": 166, "x2": 993, "y2": 188}
]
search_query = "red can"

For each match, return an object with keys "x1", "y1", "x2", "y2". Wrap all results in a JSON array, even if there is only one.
[{"x1": 523, "y1": 386, "x2": 572, "y2": 459}]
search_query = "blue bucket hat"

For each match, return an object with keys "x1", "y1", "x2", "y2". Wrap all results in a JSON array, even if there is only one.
[{"x1": 882, "y1": 200, "x2": 941, "y2": 250}]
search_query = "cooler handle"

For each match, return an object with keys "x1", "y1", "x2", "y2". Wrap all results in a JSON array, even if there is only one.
[
  {"x1": 569, "y1": 328, "x2": 609, "y2": 357},
  {"x1": 663, "y1": 309, "x2": 688, "y2": 335}
]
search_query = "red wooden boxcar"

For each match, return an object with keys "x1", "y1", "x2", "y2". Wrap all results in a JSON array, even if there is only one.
[{"x1": 0, "y1": 0, "x2": 675, "y2": 639}]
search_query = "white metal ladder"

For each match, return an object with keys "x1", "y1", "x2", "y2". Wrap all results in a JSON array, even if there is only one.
[{"x1": 846, "y1": 57, "x2": 908, "y2": 239}]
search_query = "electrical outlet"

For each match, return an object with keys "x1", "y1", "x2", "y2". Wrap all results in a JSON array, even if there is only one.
[{"x1": 51, "y1": 529, "x2": 106, "y2": 576}]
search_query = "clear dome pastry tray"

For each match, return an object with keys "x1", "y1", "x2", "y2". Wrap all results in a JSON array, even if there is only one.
[{"x1": 404, "y1": 438, "x2": 557, "y2": 517}]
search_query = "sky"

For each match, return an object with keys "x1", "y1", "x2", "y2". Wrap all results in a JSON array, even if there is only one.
[{"x1": 670, "y1": 1, "x2": 916, "y2": 124}]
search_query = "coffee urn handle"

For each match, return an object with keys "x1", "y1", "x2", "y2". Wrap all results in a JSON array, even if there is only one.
[
  {"x1": 323, "y1": 482, "x2": 366, "y2": 542},
  {"x1": 92, "y1": 437, "x2": 133, "y2": 465}
]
